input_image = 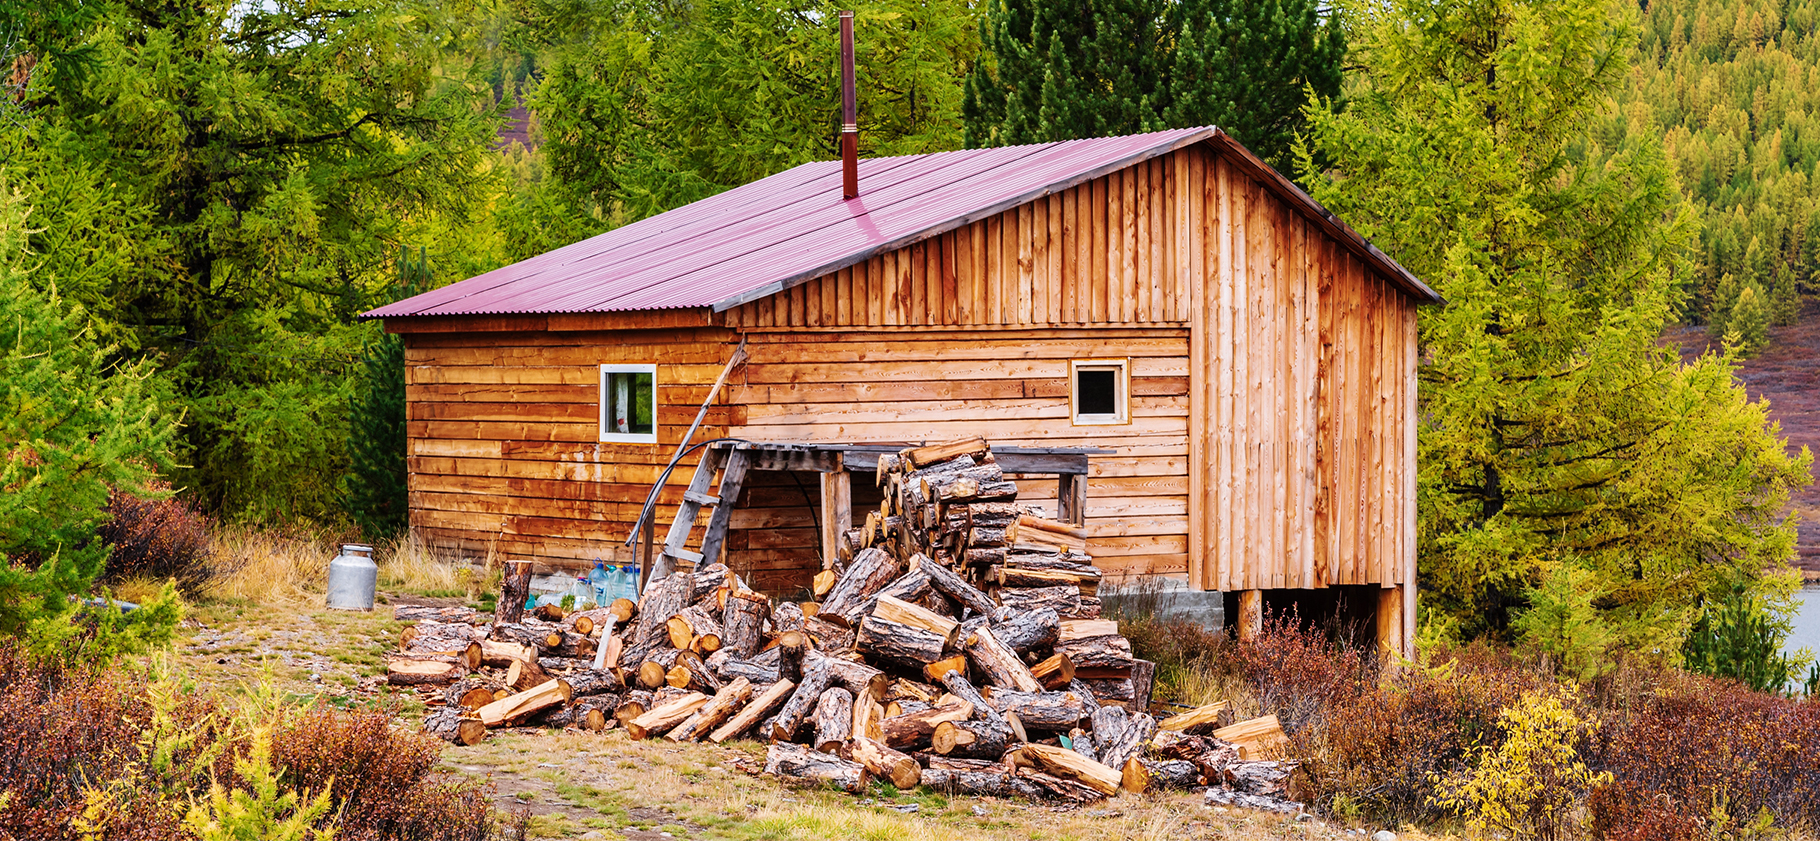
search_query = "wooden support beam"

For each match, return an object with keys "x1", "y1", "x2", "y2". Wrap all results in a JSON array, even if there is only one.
[
  {"x1": 1376, "y1": 584, "x2": 1405, "y2": 661},
  {"x1": 820, "y1": 460, "x2": 851, "y2": 570},
  {"x1": 1236, "y1": 590, "x2": 1263, "y2": 642},
  {"x1": 1057, "y1": 473, "x2": 1087, "y2": 525}
]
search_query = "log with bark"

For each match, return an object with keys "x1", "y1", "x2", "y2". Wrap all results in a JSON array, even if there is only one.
[
  {"x1": 990, "y1": 607, "x2": 1059, "y2": 655},
  {"x1": 767, "y1": 657, "x2": 836, "y2": 742},
  {"x1": 764, "y1": 743, "x2": 868, "y2": 793},
  {"x1": 558, "y1": 669, "x2": 620, "y2": 698},
  {"x1": 841, "y1": 736, "x2": 920, "y2": 788},
  {"x1": 818, "y1": 548, "x2": 902, "y2": 627},
  {"x1": 396, "y1": 605, "x2": 482, "y2": 624},
  {"x1": 775, "y1": 630, "x2": 809, "y2": 684},
  {"x1": 850, "y1": 694, "x2": 884, "y2": 742},
  {"x1": 708, "y1": 679, "x2": 794, "y2": 744},
  {"x1": 614, "y1": 689, "x2": 654, "y2": 726},
  {"x1": 994, "y1": 585, "x2": 1081, "y2": 616},
  {"x1": 386, "y1": 653, "x2": 465, "y2": 686},
  {"x1": 931, "y1": 718, "x2": 1011, "y2": 759},
  {"x1": 1158, "y1": 700, "x2": 1232, "y2": 734},
  {"x1": 771, "y1": 600, "x2": 806, "y2": 635},
  {"x1": 622, "y1": 572, "x2": 691, "y2": 667},
  {"x1": 666, "y1": 677, "x2": 754, "y2": 743},
  {"x1": 496, "y1": 561, "x2": 534, "y2": 625},
  {"x1": 811, "y1": 686, "x2": 855, "y2": 753},
  {"x1": 506, "y1": 656, "x2": 550, "y2": 692},
  {"x1": 1132, "y1": 758, "x2": 1203, "y2": 792},
  {"x1": 667, "y1": 605, "x2": 723, "y2": 653},
  {"x1": 962, "y1": 626, "x2": 1041, "y2": 692},
  {"x1": 1029, "y1": 653, "x2": 1075, "y2": 690},
  {"x1": 1211, "y1": 714, "x2": 1289, "y2": 760},
  {"x1": 445, "y1": 678, "x2": 498, "y2": 711},
  {"x1": 802, "y1": 615, "x2": 856, "y2": 655},
  {"x1": 479, "y1": 640, "x2": 536, "y2": 668},
  {"x1": 403, "y1": 621, "x2": 482, "y2": 653},
  {"x1": 721, "y1": 590, "x2": 768, "y2": 658},
  {"x1": 475, "y1": 679, "x2": 573, "y2": 727},
  {"x1": 423, "y1": 706, "x2": 487, "y2": 746},
  {"x1": 1089, "y1": 704, "x2": 1157, "y2": 772},
  {"x1": 878, "y1": 701, "x2": 972, "y2": 750},
  {"x1": 917, "y1": 756, "x2": 1013, "y2": 796},
  {"x1": 856, "y1": 613, "x2": 948, "y2": 670},
  {"x1": 625, "y1": 690, "x2": 708, "y2": 740},
  {"x1": 808, "y1": 651, "x2": 889, "y2": 701},
  {"x1": 984, "y1": 689, "x2": 1091, "y2": 732},
  {"x1": 637, "y1": 648, "x2": 685, "y2": 689},
  {"x1": 1012, "y1": 743, "x2": 1121, "y2": 797},
  {"x1": 912, "y1": 556, "x2": 996, "y2": 618},
  {"x1": 937, "y1": 669, "x2": 1006, "y2": 729}
]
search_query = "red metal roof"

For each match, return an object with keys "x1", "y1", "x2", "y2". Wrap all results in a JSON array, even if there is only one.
[{"x1": 366, "y1": 127, "x2": 1436, "y2": 319}]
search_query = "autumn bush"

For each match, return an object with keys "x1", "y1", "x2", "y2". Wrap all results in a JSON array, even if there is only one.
[
  {"x1": 97, "y1": 483, "x2": 217, "y2": 594},
  {"x1": 0, "y1": 642, "x2": 499, "y2": 841}
]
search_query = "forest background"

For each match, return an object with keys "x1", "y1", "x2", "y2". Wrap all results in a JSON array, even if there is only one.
[{"x1": 3, "y1": 0, "x2": 1818, "y2": 671}]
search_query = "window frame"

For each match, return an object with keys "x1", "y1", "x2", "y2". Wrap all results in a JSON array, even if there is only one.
[
  {"x1": 1069, "y1": 358, "x2": 1131, "y2": 426},
  {"x1": 598, "y1": 363, "x2": 659, "y2": 444}
]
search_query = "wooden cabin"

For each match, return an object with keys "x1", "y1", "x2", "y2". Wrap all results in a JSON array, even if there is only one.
[{"x1": 367, "y1": 126, "x2": 1441, "y2": 654}]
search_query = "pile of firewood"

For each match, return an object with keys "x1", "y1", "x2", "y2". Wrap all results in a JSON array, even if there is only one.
[{"x1": 391, "y1": 437, "x2": 1298, "y2": 807}]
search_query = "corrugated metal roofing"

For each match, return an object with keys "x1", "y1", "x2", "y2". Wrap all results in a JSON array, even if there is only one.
[{"x1": 365, "y1": 127, "x2": 1437, "y2": 319}]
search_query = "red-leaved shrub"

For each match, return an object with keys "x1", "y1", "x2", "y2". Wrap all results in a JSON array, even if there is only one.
[
  {"x1": 97, "y1": 484, "x2": 215, "y2": 593},
  {"x1": 1223, "y1": 609, "x2": 1378, "y2": 735}
]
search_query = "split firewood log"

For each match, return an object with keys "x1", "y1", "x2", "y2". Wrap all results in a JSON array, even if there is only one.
[
  {"x1": 768, "y1": 656, "x2": 837, "y2": 742},
  {"x1": 901, "y1": 437, "x2": 989, "y2": 468},
  {"x1": 962, "y1": 626, "x2": 1042, "y2": 692},
  {"x1": 625, "y1": 691, "x2": 708, "y2": 740},
  {"x1": 667, "y1": 605, "x2": 723, "y2": 653},
  {"x1": 1159, "y1": 700, "x2": 1232, "y2": 734},
  {"x1": 811, "y1": 686, "x2": 855, "y2": 753},
  {"x1": 622, "y1": 572, "x2": 691, "y2": 667},
  {"x1": 690, "y1": 563, "x2": 734, "y2": 604},
  {"x1": 1030, "y1": 653, "x2": 1075, "y2": 689},
  {"x1": 937, "y1": 670, "x2": 1006, "y2": 729},
  {"x1": 539, "y1": 694, "x2": 620, "y2": 730},
  {"x1": 931, "y1": 718, "x2": 1011, "y2": 759},
  {"x1": 818, "y1": 548, "x2": 901, "y2": 627},
  {"x1": 1211, "y1": 714, "x2": 1289, "y2": 760},
  {"x1": 1068, "y1": 727, "x2": 1097, "y2": 764},
  {"x1": 802, "y1": 616, "x2": 855, "y2": 655},
  {"x1": 1129, "y1": 659, "x2": 1156, "y2": 713},
  {"x1": 721, "y1": 591, "x2": 769, "y2": 658},
  {"x1": 505, "y1": 657, "x2": 549, "y2": 692},
  {"x1": 878, "y1": 701, "x2": 972, "y2": 750},
  {"x1": 1132, "y1": 758, "x2": 1204, "y2": 792},
  {"x1": 666, "y1": 678, "x2": 754, "y2": 743},
  {"x1": 395, "y1": 605, "x2": 481, "y2": 624},
  {"x1": 1013, "y1": 743, "x2": 1121, "y2": 797},
  {"x1": 871, "y1": 569, "x2": 936, "y2": 610},
  {"x1": 637, "y1": 649, "x2": 685, "y2": 689},
  {"x1": 538, "y1": 629, "x2": 595, "y2": 659},
  {"x1": 887, "y1": 677, "x2": 941, "y2": 705},
  {"x1": 764, "y1": 743, "x2": 868, "y2": 793},
  {"x1": 921, "y1": 655, "x2": 968, "y2": 683},
  {"x1": 841, "y1": 736, "x2": 920, "y2": 788},
  {"x1": 474, "y1": 679, "x2": 573, "y2": 727},
  {"x1": 422, "y1": 706, "x2": 486, "y2": 746},
  {"x1": 666, "y1": 650, "x2": 722, "y2": 694},
  {"x1": 1055, "y1": 620, "x2": 1135, "y2": 679},
  {"x1": 850, "y1": 695, "x2": 884, "y2": 742},
  {"x1": 708, "y1": 679, "x2": 794, "y2": 743},
  {"x1": 812, "y1": 569, "x2": 839, "y2": 599},
  {"x1": 806, "y1": 651, "x2": 889, "y2": 701},
  {"x1": 386, "y1": 653, "x2": 465, "y2": 686}
]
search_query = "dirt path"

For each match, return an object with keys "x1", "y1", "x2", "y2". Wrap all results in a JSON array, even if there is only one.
[
  {"x1": 172, "y1": 593, "x2": 1400, "y2": 841},
  {"x1": 1665, "y1": 303, "x2": 1820, "y2": 579}
]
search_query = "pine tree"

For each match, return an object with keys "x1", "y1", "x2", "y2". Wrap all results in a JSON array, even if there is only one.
[
  {"x1": 1297, "y1": 0, "x2": 1812, "y2": 646},
  {"x1": 964, "y1": 0, "x2": 1343, "y2": 167},
  {"x1": 0, "y1": 179, "x2": 181, "y2": 660},
  {"x1": 343, "y1": 249, "x2": 424, "y2": 541}
]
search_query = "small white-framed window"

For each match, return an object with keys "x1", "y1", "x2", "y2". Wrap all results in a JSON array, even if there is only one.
[
  {"x1": 599, "y1": 364, "x2": 657, "y2": 443},
  {"x1": 1070, "y1": 359, "x2": 1130, "y2": 426}
]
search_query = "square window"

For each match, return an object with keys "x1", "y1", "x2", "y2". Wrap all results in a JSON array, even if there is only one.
[
  {"x1": 1071, "y1": 359, "x2": 1129, "y2": 425},
  {"x1": 600, "y1": 364, "x2": 657, "y2": 443}
]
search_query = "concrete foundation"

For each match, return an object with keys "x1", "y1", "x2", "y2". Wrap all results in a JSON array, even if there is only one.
[{"x1": 1096, "y1": 575, "x2": 1226, "y2": 633}]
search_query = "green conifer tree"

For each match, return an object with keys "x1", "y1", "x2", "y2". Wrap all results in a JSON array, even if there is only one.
[
  {"x1": 343, "y1": 249, "x2": 425, "y2": 541},
  {"x1": 1297, "y1": 0, "x2": 1811, "y2": 645},
  {"x1": 0, "y1": 179, "x2": 181, "y2": 660}
]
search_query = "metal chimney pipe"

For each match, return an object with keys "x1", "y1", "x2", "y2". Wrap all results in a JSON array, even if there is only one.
[{"x1": 839, "y1": 10, "x2": 859, "y2": 200}]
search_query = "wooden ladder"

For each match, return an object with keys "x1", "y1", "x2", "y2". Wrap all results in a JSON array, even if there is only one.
[{"x1": 652, "y1": 443, "x2": 751, "y2": 582}]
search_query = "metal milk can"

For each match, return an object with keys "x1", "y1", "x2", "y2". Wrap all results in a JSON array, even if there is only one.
[{"x1": 326, "y1": 543, "x2": 377, "y2": 611}]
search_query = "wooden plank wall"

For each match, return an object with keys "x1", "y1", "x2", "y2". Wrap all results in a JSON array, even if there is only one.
[
  {"x1": 728, "y1": 156, "x2": 1188, "y2": 329},
  {"x1": 727, "y1": 329, "x2": 1191, "y2": 580},
  {"x1": 402, "y1": 324, "x2": 738, "y2": 572},
  {"x1": 1185, "y1": 145, "x2": 1419, "y2": 592},
  {"x1": 723, "y1": 469, "x2": 824, "y2": 595}
]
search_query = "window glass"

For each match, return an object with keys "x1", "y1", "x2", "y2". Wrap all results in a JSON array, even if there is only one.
[
  {"x1": 1070, "y1": 359, "x2": 1129, "y2": 425},
  {"x1": 1077, "y1": 369, "x2": 1118, "y2": 416},
  {"x1": 601, "y1": 365, "x2": 657, "y2": 441}
]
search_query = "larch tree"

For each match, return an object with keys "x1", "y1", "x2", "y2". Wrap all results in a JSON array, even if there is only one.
[
  {"x1": 1296, "y1": 0, "x2": 1811, "y2": 649},
  {"x1": 963, "y1": 0, "x2": 1343, "y2": 169}
]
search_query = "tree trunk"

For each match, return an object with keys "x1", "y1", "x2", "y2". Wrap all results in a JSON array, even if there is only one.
[
  {"x1": 811, "y1": 686, "x2": 855, "y2": 753},
  {"x1": 764, "y1": 743, "x2": 868, "y2": 793},
  {"x1": 497, "y1": 561, "x2": 533, "y2": 625},
  {"x1": 708, "y1": 679, "x2": 794, "y2": 743}
]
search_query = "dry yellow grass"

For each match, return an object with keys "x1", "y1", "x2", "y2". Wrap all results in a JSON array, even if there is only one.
[{"x1": 204, "y1": 527, "x2": 472, "y2": 604}]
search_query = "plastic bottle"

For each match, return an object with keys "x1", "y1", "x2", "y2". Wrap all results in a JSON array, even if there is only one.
[
  {"x1": 570, "y1": 575, "x2": 593, "y2": 610},
  {"x1": 589, "y1": 560, "x2": 610, "y2": 608},
  {"x1": 623, "y1": 562, "x2": 641, "y2": 601}
]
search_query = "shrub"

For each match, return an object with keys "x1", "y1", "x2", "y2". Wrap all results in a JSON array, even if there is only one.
[
  {"x1": 1682, "y1": 583, "x2": 1800, "y2": 694},
  {"x1": 97, "y1": 484, "x2": 216, "y2": 594},
  {"x1": 1589, "y1": 674, "x2": 1820, "y2": 835},
  {"x1": 1432, "y1": 687, "x2": 1610, "y2": 840},
  {"x1": 1295, "y1": 644, "x2": 1540, "y2": 825},
  {"x1": 1513, "y1": 565, "x2": 1618, "y2": 683},
  {"x1": 1221, "y1": 609, "x2": 1376, "y2": 735},
  {"x1": 274, "y1": 705, "x2": 494, "y2": 841}
]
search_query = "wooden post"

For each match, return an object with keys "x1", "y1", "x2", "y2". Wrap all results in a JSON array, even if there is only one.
[
  {"x1": 1235, "y1": 590, "x2": 1263, "y2": 641},
  {"x1": 1057, "y1": 473, "x2": 1086, "y2": 525},
  {"x1": 820, "y1": 460, "x2": 851, "y2": 568},
  {"x1": 1376, "y1": 585, "x2": 1405, "y2": 661}
]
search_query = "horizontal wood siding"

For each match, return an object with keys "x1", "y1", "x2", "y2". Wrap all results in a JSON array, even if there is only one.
[
  {"x1": 1188, "y1": 149, "x2": 1418, "y2": 592},
  {"x1": 723, "y1": 469, "x2": 823, "y2": 595},
  {"x1": 728, "y1": 329, "x2": 1192, "y2": 580},
  {"x1": 729, "y1": 157, "x2": 1188, "y2": 329},
  {"x1": 403, "y1": 325, "x2": 739, "y2": 572}
]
